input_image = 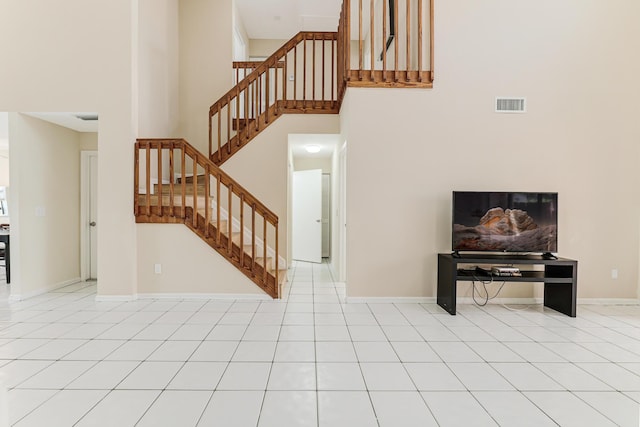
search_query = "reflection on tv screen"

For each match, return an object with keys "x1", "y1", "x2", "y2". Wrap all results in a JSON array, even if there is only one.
[{"x1": 452, "y1": 192, "x2": 557, "y2": 253}]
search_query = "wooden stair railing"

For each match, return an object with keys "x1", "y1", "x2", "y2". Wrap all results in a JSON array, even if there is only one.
[
  {"x1": 210, "y1": 32, "x2": 339, "y2": 166},
  {"x1": 337, "y1": 0, "x2": 433, "y2": 89},
  {"x1": 134, "y1": 138, "x2": 282, "y2": 298}
]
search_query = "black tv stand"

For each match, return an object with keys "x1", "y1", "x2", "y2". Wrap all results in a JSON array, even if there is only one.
[
  {"x1": 437, "y1": 253, "x2": 577, "y2": 317},
  {"x1": 542, "y1": 252, "x2": 557, "y2": 260},
  {"x1": 451, "y1": 250, "x2": 461, "y2": 258}
]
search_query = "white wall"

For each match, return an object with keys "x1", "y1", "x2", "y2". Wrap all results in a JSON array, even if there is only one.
[
  {"x1": 343, "y1": 0, "x2": 640, "y2": 300},
  {"x1": 0, "y1": 0, "x2": 138, "y2": 298},
  {"x1": 8, "y1": 114, "x2": 82, "y2": 297}
]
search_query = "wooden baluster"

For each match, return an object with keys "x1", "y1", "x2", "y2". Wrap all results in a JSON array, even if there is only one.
[
  {"x1": 263, "y1": 216, "x2": 268, "y2": 286},
  {"x1": 265, "y1": 67, "x2": 270, "y2": 123},
  {"x1": 146, "y1": 145, "x2": 151, "y2": 214},
  {"x1": 228, "y1": 184, "x2": 233, "y2": 256},
  {"x1": 312, "y1": 34, "x2": 316, "y2": 107},
  {"x1": 236, "y1": 86, "x2": 240, "y2": 146},
  {"x1": 394, "y1": 0, "x2": 399, "y2": 80},
  {"x1": 244, "y1": 83, "x2": 250, "y2": 141},
  {"x1": 359, "y1": 0, "x2": 363, "y2": 77},
  {"x1": 251, "y1": 204, "x2": 256, "y2": 273},
  {"x1": 209, "y1": 112, "x2": 212, "y2": 158},
  {"x1": 216, "y1": 174, "x2": 221, "y2": 244},
  {"x1": 240, "y1": 194, "x2": 244, "y2": 268},
  {"x1": 294, "y1": 45, "x2": 297, "y2": 103},
  {"x1": 181, "y1": 146, "x2": 186, "y2": 218},
  {"x1": 134, "y1": 142, "x2": 139, "y2": 215},
  {"x1": 303, "y1": 33, "x2": 307, "y2": 106},
  {"x1": 331, "y1": 37, "x2": 335, "y2": 105},
  {"x1": 275, "y1": 221, "x2": 279, "y2": 296},
  {"x1": 157, "y1": 142, "x2": 163, "y2": 214},
  {"x1": 193, "y1": 157, "x2": 198, "y2": 228},
  {"x1": 383, "y1": 0, "x2": 387, "y2": 80},
  {"x1": 274, "y1": 60, "x2": 278, "y2": 115},
  {"x1": 370, "y1": 0, "x2": 374, "y2": 73},
  {"x1": 322, "y1": 36, "x2": 325, "y2": 105},
  {"x1": 204, "y1": 163, "x2": 210, "y2": 237},
  {"x1": 169, "y1": 142, "x2": 175, "y2": 217},
  {"x1": 217, "y1": 105, "x2": 222, "y2": 163},
  {"x1": 258, "y1": 74, "x2": 263, "y2": 120},
  {"x1": 254, "y1": 78, "x2": 258, "y2": 130},
  {"x1": 346, "y1": 0, "x2": 351, "y2": 75},
  {"x1": 430, "y1": 0, "x2": 434, "y2": 81},
  {"x1": 226, "y1": 99, "x2": 231, "y2": 154},
  {"x1": 406, "y1": 0, "x2": 411, "y2": 71},
  {"x1": 418, "y1": 0, "x2": 423, "y2": 81},
  {"x1": 283, "y1": 54, "x2": 288, "y2": 107}
]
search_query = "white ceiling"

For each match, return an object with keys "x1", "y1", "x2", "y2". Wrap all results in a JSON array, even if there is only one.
[
  {"x1": 24, "y1": 112, "x2": 99, "y2": 133},
  {"x1": 236, "y1": 0, "x2": 343, "y2": 40},
  {"x1": 289, "y1": 134, "x2": 340, "y2": 159}
]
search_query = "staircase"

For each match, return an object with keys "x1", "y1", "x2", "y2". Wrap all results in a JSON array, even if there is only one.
[
  {"x1": 209, "y1": 32, "x2": 340, "y2": 165},
  {"x1": 134, "y1": 139, "x2": 284, "y2": 298},
  {"x1": 133, "y1": 0, "x2": 433, "y2": 298}
]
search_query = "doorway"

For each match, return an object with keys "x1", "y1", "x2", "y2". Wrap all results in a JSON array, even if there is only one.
[{"x1": 81, "y1": 151, "x2": 98, "y2": 280}]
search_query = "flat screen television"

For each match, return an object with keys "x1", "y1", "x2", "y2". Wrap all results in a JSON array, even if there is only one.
[{"x1": 452, "y1": 191, "x2": 558, "y2": 253}]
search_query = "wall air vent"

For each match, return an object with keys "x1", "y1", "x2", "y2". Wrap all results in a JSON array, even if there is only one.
[
  {"x1": 75, "y1": 113, "x2": 99, "y2": 121},
  {"x1": 495, "y1": 97, "x2": 526, "y2": 113}
]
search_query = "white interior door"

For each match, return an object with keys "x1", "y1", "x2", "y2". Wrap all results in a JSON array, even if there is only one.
[
  {"x1": 81, "y1": 151, "x2": 98, "y2": 281},
  {"x1": 89, "y1": 154, "x2": 98, "y2": 279},
  {"x1": 321, "y1": 174, "x2": 331, "y2": 258},
  {"x1": 293, "y1": 169, "x2": 322, "y2": 263}
]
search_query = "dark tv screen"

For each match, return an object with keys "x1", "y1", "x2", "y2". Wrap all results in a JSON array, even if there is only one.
[{"x1": 452, "y1": 191, "x2": 558, "y2": 253}]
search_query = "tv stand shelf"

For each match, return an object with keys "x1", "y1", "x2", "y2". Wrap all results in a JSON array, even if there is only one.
[{"x1": 437, "y1": 253, "x2": 577, "y2": 317}]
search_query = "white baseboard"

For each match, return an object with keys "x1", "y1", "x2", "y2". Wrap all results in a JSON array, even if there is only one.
[
  {"x1": 9, "y1": 277, "x2": 82, "y2": 302},
  {"x1": 577, "y1": 298, "x2": 640, "y2": 305},
  {"x1": 138, "y1": 293, "x2": 272, "y2": 301},
  {"x1": 95, "y1": 292, "x2": 272, "y2": 302},
  {"x1": 94, "y1": 294, "x2": 139, "y2": 302},
  {"x1": 345, "y1": 296, "x2": 436, "y2": 304}
]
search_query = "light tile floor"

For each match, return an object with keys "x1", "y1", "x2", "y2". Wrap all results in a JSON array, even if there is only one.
[{"x1": 0, "y1": 261, "x2": 640, "y2": 426}]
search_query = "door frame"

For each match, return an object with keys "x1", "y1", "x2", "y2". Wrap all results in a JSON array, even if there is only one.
[{"x1": 80, "y1": 150, "x2": 98, "y2": 281}]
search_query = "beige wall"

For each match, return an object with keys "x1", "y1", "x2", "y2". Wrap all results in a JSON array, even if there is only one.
[
  {"x1": 137, "y1": 224, "x2": 267, "y2": 295},
  {"x1": 8, "y1": 114, "x2": 82, "y2": 297},
  {"x1": 139, "y1": 0, "x2": 180, "y2": 137},
  {"x1": 249, "y1": 39, "x2": 287, "y2": 59},
  {"x1": 0, "y1": 150, "x2": 8, "y2": 187},
  {"x1": 294, "y1": 156, "x2": 332, "y2": 172},
  {"x1": 0, "y1": 0, "x2": 137, "y2": 298},
  {"x1": 79, "y1": 133, "x2": 98, "y2": 151},
  {"x1": 343, "y1": 0, "x2": 640, "y2": 300},
  {"x1": 179, "y1": 0, "x2": 233, "y2": 154}
]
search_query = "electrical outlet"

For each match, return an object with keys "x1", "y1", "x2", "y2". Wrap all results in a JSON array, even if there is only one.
[
  {"x1": 154, "y1": 263, "x2": 162, "y2": 274},
  {"x1": 611, "y1": 269, "x2": 618, "y2": 279},
  {"x1": 288, "y1": 74, "x2": 294, "y2": 81}
]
